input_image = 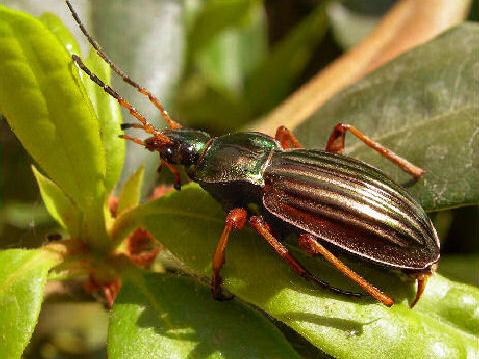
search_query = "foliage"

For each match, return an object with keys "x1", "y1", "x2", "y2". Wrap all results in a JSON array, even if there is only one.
[{"x1": 0, "y1": 2, "x2": 477, "y2": 359}]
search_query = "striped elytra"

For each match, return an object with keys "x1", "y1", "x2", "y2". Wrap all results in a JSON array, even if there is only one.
[{"x1": 263, "y1": 149, "x2": 440, "y2": 271}]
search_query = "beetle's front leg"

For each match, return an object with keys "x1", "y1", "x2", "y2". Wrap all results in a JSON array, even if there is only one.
[
  {"x1": 298, "y1": 233, "x2": 394, "y2": 306},
  {"x1": 275, "y1": 125, "x2": 303, "y2": 149},
  {"x1": 211, "y1": 208, "x2": 248, "y2": 300},
  {"x1": 325, "y1": 123, "x2": 425, "y2": 179}
]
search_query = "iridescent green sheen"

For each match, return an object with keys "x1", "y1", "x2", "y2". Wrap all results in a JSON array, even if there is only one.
[{"x1": 193, "y1": 132, "x2": 280, "y2": 186}]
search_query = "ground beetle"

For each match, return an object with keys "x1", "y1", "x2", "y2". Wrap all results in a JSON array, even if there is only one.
[{"x1": 67, "y1": 1, "x2": 440, "y2": 307}]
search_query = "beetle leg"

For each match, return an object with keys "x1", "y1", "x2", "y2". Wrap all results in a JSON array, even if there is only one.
[
  {"x1": 410, "y1": 273, "x2": 429, "y2": 308},
  {"x1": 211, "y1": 208, "x2": 248, "y2": 300},
  {"x1": 325, "y1": 123, "x2": 425, "y2": 179},
  {"x1": 275, "y1": 126, "x2": 303, "y2": 149},
  {"x1": 298, "y1": 233, "x2": 394, "y2": 306},
  {"x1": 249, "y1": 216, "x2": 362, "y2": 299},
  {"x1": 161, "y1": 160, "x2": 182, "y2": 190}
]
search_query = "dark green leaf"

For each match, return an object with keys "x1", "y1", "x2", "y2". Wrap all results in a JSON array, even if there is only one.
[
  {"x1": 112, "y1": 185, "x2": 479, "y2": 358},
  {"x1": 0, "y1": 249, "x2": 60, "y2": 358},
  {"x1": 0, "y1": 6, "x2": 108, "y2": 247},
  {"x1": 117, "y1": 166, "x2": 144, "y2": 216},
  {"x1": 108, "y1": 272, "x2": 301, "y2": 359},
  {"x1": 294, "y1": 23, "x2": 479, "y2": 211}
]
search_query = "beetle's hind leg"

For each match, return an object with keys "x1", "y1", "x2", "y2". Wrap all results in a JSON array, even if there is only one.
[
  {"x1": 325, "y1": 123, "x2": 425, "y2": 179},
  {"x1": 211, "y1": 208, "x2": 248, "y2": 300},
  {"x1": 275, "y1": 126, "x2": 303, "y2": 149},
  {"x1": 249, "y1": 216, "x2": 362, "y2": 299},
  {"x1": 298, "y1": 234, "x2": 394, "y2": 306}
]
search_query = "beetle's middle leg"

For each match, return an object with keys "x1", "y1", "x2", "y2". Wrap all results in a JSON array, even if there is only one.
[
  {"x1": 298, "y1": 233, "x2": 394, "y2": 306},
  {"x1": 325, "y1": 123, "x2": 425, "y2": 179},
  {"x1": 211, "y1": 208, "x2": 248, "y2": 300},
  {"x1": 275, "y1": 126, "x2": 303, "y2": 149},
  {"x1": 249, "y1": 216, "x2": 362, "y2": 299}
]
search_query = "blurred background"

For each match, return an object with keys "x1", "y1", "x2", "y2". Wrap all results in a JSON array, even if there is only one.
[{"x1": 0, "y1": 0, "x2": 477, "y2": 358}]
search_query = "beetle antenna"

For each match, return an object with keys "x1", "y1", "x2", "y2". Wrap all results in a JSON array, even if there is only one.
[
  {"x1": 65, "y1": 0, "x2": 182, "y2": 130},
  {"x1": 71, "y1": 54, "x2": 170, "y2": 144}
]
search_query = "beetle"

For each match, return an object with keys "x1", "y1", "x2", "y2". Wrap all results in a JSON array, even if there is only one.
[{"x1": 67, "y1": 1, "x2": 439, "y2": 307}]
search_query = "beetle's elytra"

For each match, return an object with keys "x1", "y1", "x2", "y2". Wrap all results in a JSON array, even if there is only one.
[{"x1": 67, "y1": 1, "x2": 439, "y2": 307}]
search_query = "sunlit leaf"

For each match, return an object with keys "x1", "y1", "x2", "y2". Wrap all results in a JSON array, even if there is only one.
[
  {"x1": 108, "y1": 272, "x2": 301, "y2": 359},
  {"x1": 112, "y1": 185, "x2": 479, "y2": 358},
  {"x1": 0, "y1": 249, "x2": 60, "y2": 358},
  {"x1": 0, "y1": 6, "x2": 108, "y2": 247},
  {"x1": 32, "y1": 165, "x2": 81, "y2": 237},
  {"x1": 117, "y1": 166, "x2": 144, "y2": 216}
]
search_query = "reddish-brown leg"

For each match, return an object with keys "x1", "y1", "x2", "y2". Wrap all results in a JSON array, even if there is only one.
[
  {"x1": 159, "y1": 160, "x2": 182, "y2": 190},
  {"x1": 325, "y1": 123, "x2": 425, "y2": 178},
  {"x1": 249, "y1": 216, "x2": 362, "y2": 298},
  {"x1": 67, "y1": 1, "x2": 182, "y2": 129},
  {"x1": 274, "y1": 126, "x2": 303, "y2": 149},
  {"x1": 410, "y1": 273, "x2": 430, "y2": 308},
  {"x1": 298, "y1": 233, "x2": 394, "y2": 306},
  {"x1": 211, "y1": 209, "x2": 248, "y2": 300}
]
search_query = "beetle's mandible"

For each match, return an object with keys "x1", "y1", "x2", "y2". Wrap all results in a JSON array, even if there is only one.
[{"x1": 67, "y1": 0, "x2": 439, "y2": 307}]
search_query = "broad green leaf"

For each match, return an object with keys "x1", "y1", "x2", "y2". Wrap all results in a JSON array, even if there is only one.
[
  {"x1": 83, "y1": 49, "x2": 124, "y2": 193},
  {"x1": 0, "y1": 6, "x2": 108, "y2": 248},
  {"x1": 38, "y1": 12, "x2": 81, "y2": 56},
  {"x1": 0, "y1": 249, "x2": 61, "y2": 359},
  {"x1": 117, "y1": 166, "x2": 144, "y2": 216},
  {"x1": 32, "y1": 165, "x2": 81, "y2": 237},
  {"x1": 108, "y1": 272, "x2": 301, "y2": 359},
  {"x1": 112, "y1": 185, "x2": 479, "y2": 359},
  {"x1": 245, "y1": 2, "x2": 329, "y2": 115},
  {"x1": 40, "y1": 12, "x2": 124, "y2": 194},
  {"x1": 293, "y1": 23, "x2": 479, "y2": 211}
]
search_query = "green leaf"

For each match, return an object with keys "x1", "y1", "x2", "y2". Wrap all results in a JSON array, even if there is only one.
[
  {"x1": 83, "y1": 49, "x2": 124, "y2": 194},
  {"x1": 38, "y1": 12, "x2": 81, "y2": 56},
  {"x1": 32, "y1": 165, "x2": 81, "y2": 237},
  {"x1": 108, "y1": 272, "x2": 301, "y2": 359},
  {"x1": 0, "y1": 6, "x2": 108, "y2": 248},
  {"x1": 40, "y1": 12, "x2": 124, "y2": 194},
  {"x1": 0, "y1": 249, "x2": 61, "y2": 359},
  {"x1": 293, "y1": 23, "x2": 479, "y2": 211},
  {"x1": 117, "y1": 166, "x2": 144, "y2": 216},
  {"x1": 112, "y1": 185, "x2": 479, "y2": 358}
]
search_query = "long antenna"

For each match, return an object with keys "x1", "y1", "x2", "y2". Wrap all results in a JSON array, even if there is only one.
[
  {"x1": 65, "y1": 0, "x2": 182, "y2": 129},
  {"x1": 72, "y1": 54, "x2": 171, "y2": 144}
]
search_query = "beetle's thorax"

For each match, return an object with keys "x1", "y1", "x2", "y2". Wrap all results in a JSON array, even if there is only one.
[{"x1": 149, "y1": 129, "x2": 211, "y2": 167}]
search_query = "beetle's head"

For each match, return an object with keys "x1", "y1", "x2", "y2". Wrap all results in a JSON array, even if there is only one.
[{"x1": 145, "y1": 129, "x2": 211, "y2": 167}]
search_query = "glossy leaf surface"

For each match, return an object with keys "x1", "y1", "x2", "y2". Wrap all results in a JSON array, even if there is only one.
[
  {"x1": 112, "y1": 185, "x2": 479, "y2": 358},
  {"x1": 294, "y1": 23, "x2": 479, "y2": 211},
  {"x1": 0, "y1": 6, "x2": 108, "y2": 247},
  {"x1": 108, "y1": 272, "x2": 301, "y2": 359},
  {"x1": 0, "y1": 249, "x2": 60, "y2": 359}
]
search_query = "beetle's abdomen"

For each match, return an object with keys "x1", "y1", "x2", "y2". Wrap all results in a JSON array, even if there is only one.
[{"x1": 262, "y1": 150, "x2": 440, "y2": 271}]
